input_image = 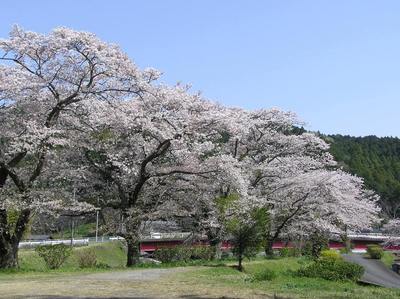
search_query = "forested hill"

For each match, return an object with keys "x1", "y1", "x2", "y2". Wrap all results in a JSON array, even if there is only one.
[{"x1": 325, "y1": 135, "x2": 400, "y2": 218}]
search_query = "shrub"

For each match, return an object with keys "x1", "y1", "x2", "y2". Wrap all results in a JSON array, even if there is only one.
[
  {"x1": 175, "y1": 246, "x2": 192, "y2": 262},
  {"x1": 96, "y1": 262, "x2": 111, "y2": 269},
  {"x1": 154, "y1": 245, "x2": 215, "y2": 263},
  {"x1": 279, "y1": 247, "x2": 299, "y2": 257},
  {"x1": 339, "y1": 247, "x2": 351, "y2": 254},
  {"x1": 191, "y1": 246, "x2": 214, "y2": 260},
  {"x1": 76, "y1": 248, "x2": 97, "y2": 268},
  {"x1": 302, "y1": 232, "x2": 329, "y2": 258},
  {"x1": 320, "y1": 249, "x2": 342, "y2": 262},
  {"x1": 250, "y1": 268, "x2": 277, "y2": 281},
  {"x1": 153, "y1": 247, "x2": 177, "y2": 263},
  {"x1": 297, "y1": 258, "x2": 364, "y2": 281},
  {"x1": 367, "y1": 245, "x2": 384, "y2": 259},
  {"x1": 35, "y1": 243, "x2": 72, "y2": 269}
]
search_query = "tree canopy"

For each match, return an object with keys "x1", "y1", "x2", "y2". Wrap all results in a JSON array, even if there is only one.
[{"x1": 326, "y1": 135, "x2": 400, "y2": 218}]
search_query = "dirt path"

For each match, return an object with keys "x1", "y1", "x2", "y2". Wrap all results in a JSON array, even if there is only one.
[
  {"x1": 0, "y1": 267, "x2": 269, "y2": 299},
  {"x1": 343, "y1": 254, "x2": 400, "y2": 288},
  {"x1": 83, "y1": 268, "x2": 186, "y2": 281},
  {"x1": 0, "y1": 268, "x2": 185, "y2": 299}
]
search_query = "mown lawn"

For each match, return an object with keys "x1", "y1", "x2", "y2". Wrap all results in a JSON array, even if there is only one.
[
  {"x1": 1, "y1": 245, "x2": 400, "y2": 299},
  {"x1": 177, "y1": 257, "x2": 400, "y2": 299}
]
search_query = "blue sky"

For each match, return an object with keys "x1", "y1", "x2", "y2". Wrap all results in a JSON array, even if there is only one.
[{"x1": 1, "y1": 1, "x2": 400, "y2": 137}]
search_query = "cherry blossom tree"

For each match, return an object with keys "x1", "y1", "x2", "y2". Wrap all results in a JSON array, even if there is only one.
[
  {"x1": 261, "y1": 169, "x2": 380, "y2": 255},
  {"x1": 0, "y1": 26, "x2": 153, "y2": 268},
  {"x1": 214, "y1": 108, "x2": 380, "y2": 256},
  {"x1": 0, "y1": 25, "x2": 383, "y2": 270},
  {"x1": 70, "y1": 85, "x2": 244, "y2": 266},
  {"x1": 382, "y1": 219, "x2": 400, "y2": 247}
]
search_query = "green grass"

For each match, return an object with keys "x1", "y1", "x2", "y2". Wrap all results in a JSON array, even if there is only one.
[
  {"x1": 180, "y1": 257, "x2": 400, "y2": 299},
  {"x1": 1, "y1": 241, "x2": 227, "y2": 275},
  {"x1": 50, "y1": 222, "x2": 97, "y2": 238},
  {"x1": 3, "y1": 246, "x2": 400, "y2": 299},
  {"x1": 382, "y1": 251, "x2": 395, "y2": 268},
  {"x1": 0, "y1": 241, "x2": 127, "y2": 276}
]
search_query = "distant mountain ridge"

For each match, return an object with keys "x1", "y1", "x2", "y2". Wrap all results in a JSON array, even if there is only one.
[{"x1": 325, "y1": 134, "x2": 400, "y2": 218}]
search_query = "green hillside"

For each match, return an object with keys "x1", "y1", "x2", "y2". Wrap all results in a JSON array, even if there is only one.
[{"x1": 325, "y1": 135, "x2": 400, "y2": 218}]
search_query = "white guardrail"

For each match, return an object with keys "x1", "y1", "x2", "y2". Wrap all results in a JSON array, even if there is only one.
[
  {"x1": 19, "y1": 238, "x2": 89, "y2": 249},
  {"x1": 19, "y1": 232, "x2": 192, "y2": 249}
]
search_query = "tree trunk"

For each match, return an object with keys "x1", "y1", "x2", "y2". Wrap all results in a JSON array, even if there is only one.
[
  {"x1": 206, "y1": 227, "x2": 223, "y2": 260},
  {"x1": 213, "y1": 240, "x2": 222, "y2": 260},
  {"x1": 0, "y1": 238, "x2": 19, "y2": 269},
  {"x1": 209, "y1": 239, "x2": 222, "y2": 260},
  {"x1": 238, "y1": 253, "x2": 243, "y2": 272},
  {"x1": 126, "y1": 237, "x2": 140, "y2": 267},
  {"x1": 264, "y1": 237, "x2": 274, "y2": 257},
  {"x1": 0, "y1": 209, "x2": 30, "y2": 269}
]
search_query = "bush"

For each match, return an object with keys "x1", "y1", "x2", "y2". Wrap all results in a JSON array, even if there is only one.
[
  {"x1": 154, "y1": 245, "x2": 215, "y2": 263},
  {"x1": 302, "y1": 232, "x2": 329, "y2": 259},
  {"x1": 250, "y1": 268, "x2": 277, "y2": 281},
  {"x1": 35, "y1": 243, "x2": 72, "y2": 269},
  {"x1": 367, "y1": 245, "x2": 384, "y2": 259},
  {"x1": 153, "y1": 247, "x2": 178, "y2": 263},
  {"x1": 76, "y1": 248, "x2": 97, "y2": 268},
  {"x1": 339, "y1": 247, "x2": 351, "y2": 254},
  {"x1": 297, "y1": 258, "x2": 364, "y2": 281},
  {"x1": 279, "y1": 247, "x2": 299, "y2": 257},
  {"x1": 320, "y1": 249, "x2": 342, "y2": 262},
  {"x1": 175, "y1": 246, "x2": 192, "y2": 262},
  {"x1": 96, "y1": 262, "x2": 111, "y2": 269},
  {"x1": 191, "y1": 246, "x2": 214, "y2": 260}
]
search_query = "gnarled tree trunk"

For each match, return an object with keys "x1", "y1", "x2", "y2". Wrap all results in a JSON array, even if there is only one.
[
  {"x1": 126, "y1": 236, "x2": 140, "y2": 267},
  {"x1": 0, "y1": 209, "x2": 31, "y2": 269},
  {"x1": 0, "y1": 238, "x2": 19, "y2": 268}
]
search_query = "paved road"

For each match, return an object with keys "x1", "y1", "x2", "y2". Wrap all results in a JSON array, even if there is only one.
[{"x1": 343, "y1": 254, "x2": 400, "y2": 288}]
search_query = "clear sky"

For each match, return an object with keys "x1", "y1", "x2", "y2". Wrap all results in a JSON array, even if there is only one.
[{"x1": 1, "y1": 0, "x2": 400, "y2": 137}]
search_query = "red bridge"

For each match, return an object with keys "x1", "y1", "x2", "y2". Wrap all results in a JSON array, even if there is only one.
[{"x1": 139, "y1": 232, "x2": 400, "y2": 253}]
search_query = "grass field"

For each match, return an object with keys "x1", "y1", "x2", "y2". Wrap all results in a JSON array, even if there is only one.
[
  {"x1": 0, "y1": 241, "x2": 127, "y2": 276},
  {"x1": 178, "y1": 257, "x2": 400, "y2": 299},
  {"x1": 1, "y1": 245, "x2": 400, "y2": 298},
  {"x1": 50, "y1": 222, "x2": 98, "y2": 239}
]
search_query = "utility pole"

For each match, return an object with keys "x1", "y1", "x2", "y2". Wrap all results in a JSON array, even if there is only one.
[
  {"x1": 95, "y1": 198, "x2": 99, "y2": 242},
  {"x1": 70, "y1": 217, "x2": 74, "y2": 246},
  {"x1": 70, "y1": 186, "x2": 76, "y2": 247}
]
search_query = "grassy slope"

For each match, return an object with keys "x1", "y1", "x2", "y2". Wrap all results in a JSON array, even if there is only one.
[
  {"x1": 15, "y1": 241, "x2": 126, "y2": 273},
  {"x1": 50, "y1": 222, "x2": 97, "y2": 239},
  {"x1": 178, "y1": 258, "x2": 400, "y2": 299},
  {"x1": 382, "y1": 251, "x2": 396, "y2": 268}
]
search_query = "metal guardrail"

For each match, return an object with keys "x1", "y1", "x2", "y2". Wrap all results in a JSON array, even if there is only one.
[
  {"x1": 19, "y1": 232, "x2": 193, "y2": 248},
  {"x1": 19, "y1": 238, "x2": 89, "y2": 249}
]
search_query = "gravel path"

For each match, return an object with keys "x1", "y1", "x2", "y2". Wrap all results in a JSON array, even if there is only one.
[
  {"x1": 343, "y1": 253, "x2": 400, "y2": 288},
  {"x1": 0, "y1": 267, "x2": 251, "y2": 299},
  {"x1": 0, "y1": 268, "x2": 189, "y2": 299},
  {"x1": 82, "y1": 267, "x2": 186, "y2": 281}
]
